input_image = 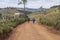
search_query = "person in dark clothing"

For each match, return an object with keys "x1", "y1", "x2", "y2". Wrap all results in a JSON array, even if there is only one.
[
  {"x1": 32, "y1": 18, "x2": 35, "y2": 23},
  {"x1": 27, "y1": 17, "x2": 30, "y2": 23}
]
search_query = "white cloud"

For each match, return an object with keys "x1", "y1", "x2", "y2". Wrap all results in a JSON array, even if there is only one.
[
  {"x1": 0, "y1": 0, "x2": 60, "y2": 8},
  {"x1": 4, "y1": 0, "x2": 9, "y2": 2}
]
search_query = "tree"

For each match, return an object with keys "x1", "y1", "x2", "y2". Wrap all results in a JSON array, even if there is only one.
[
  {"x1": 18, "y1": 0, "x2": 27, "y2": 14},
  {"x1": 39, "y1": 6, "x2": 44, "y2": 11}
]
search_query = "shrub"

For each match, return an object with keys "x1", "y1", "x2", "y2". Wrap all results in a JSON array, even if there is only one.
[
  {"x1": 40, "y1": 13, "x2": 60, "y2": 31},
  {"x1": 0, "y1": 17, "x2": 26, "y2": 35}
]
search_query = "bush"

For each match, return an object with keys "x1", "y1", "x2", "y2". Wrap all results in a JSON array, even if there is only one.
[
  {"x1": 40, "y1": 13, "x2": 60, "y2": 31},
  {"x1": 0, "y1": 17, "x2": 26, "y2": 35}
]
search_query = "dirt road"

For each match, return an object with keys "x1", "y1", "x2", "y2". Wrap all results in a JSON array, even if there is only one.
[{"x1": 7, "y1": 21, "x2": 60, "y2": 40}]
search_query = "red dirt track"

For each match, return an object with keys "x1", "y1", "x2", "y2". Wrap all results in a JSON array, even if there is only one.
[{"x1": 6, "y1": 21, "x2": 60, "y2": 40}]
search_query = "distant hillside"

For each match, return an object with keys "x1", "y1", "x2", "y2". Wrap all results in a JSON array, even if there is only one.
[
  {"x1": 0, "y1": 7, "x2": 19, "y2": 15},
  {"x1": 51, "y1": 5, "x2": 60, "y2": 8},
  {"x1": 46, "y1": 5, "x2": 60, "y2": 14},
  {"x1": 0, "y1": 7, "x2": 47, "y2": 15},
  {"x1": 19, "y1": 8, "x2": 40, "y2": 12},
  {"x1": 0, "y1": 7, "x2": 33, "y2": 15},
  {"x1": 20, "y1": 8, "x2": 47, "y2": 12}
]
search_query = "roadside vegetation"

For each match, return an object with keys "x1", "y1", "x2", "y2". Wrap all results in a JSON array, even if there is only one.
[
  {"x1": 0, "y1": 13, "x2": 28, "y2": 40},
  {"x1": 40, "y1": 5, "x2": 60, "y2": 31},
  {"x1": 0, "y1": 16, "x2": 27, "y2": 35},
  {"x1": 0, "y1": 0, "x2": 28, "y2": 37}
]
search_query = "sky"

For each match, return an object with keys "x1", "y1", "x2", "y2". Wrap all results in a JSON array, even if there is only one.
[{"x1": 0, "y1": 0, "x2": 60, "y2": 8}]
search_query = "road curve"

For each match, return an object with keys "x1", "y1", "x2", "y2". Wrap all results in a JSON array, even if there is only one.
[{"x1": 6, "y1": 21, "x2": 60, "y2": 40}]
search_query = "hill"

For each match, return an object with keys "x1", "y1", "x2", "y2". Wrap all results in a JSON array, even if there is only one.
[
  {"x1": 46, "y1": 5, "x2": 60, "y2": 14},
  {"x1": 40, "y1": 5, "x2": 60, "y2": 31},
  {"x1": 0, "y1": 7, "x2": 19, "y2": 15},
  {"x1": 0, "y1": 7, "x2": 40, "y2": 15}
]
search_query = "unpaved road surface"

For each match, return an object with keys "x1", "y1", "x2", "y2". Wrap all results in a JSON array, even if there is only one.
[{"x1": 7, "y1": 21, "x2": 60, "y2": 40}]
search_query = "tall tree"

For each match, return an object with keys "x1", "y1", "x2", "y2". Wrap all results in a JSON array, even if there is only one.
[{"x1": 18, "y1": 0, "x2": 27, "y2": 14}]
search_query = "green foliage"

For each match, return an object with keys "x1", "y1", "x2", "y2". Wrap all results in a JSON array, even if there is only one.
[
  {"x1": 40, "y1": 13, "x2": 60, "y2": 29},
  {"x1": 22, "y1": 0, "x2": 27, "y2": 4},
  {"x1": 0, "y1": 17, "x2": 26, "y2": 35},
  {"x1": 39, "y1": 6, "x2": 60, "y2": 31}
]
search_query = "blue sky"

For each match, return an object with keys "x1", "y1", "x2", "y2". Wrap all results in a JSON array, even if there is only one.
[{"x1": 0, "y1": 0, "x2": 60, "y2": 8}]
